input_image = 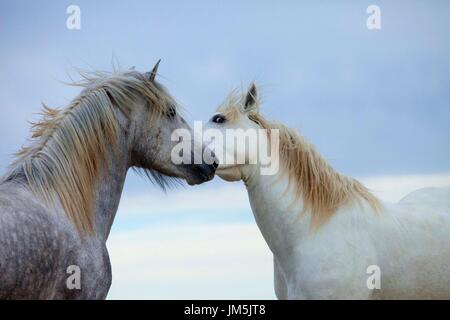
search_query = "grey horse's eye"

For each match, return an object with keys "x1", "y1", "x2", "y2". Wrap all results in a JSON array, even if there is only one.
[{"x1": 211, "y1": 114, "x2": 226, "y2": 124}]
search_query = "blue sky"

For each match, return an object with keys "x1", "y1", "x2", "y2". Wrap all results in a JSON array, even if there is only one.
[{"x1": 0, "y1": 1, "x2": 449, "y2": 298}]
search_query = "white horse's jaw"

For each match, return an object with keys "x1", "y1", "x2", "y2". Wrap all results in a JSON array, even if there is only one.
[{"x1": 215, "y1": 165, "x2": 243, "y2": 182}]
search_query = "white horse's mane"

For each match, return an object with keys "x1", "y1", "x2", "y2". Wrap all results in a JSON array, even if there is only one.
[
  {"x1": 3, "y1": 69, "x2": 172, "y2": 234},
  {"x1": 218, "y1": 90, "x2": 381, "y2": 228}
]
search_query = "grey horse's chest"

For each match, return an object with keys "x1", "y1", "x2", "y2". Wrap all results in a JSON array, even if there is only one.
[{"x1": 49, "y1": 239, "x2": 112, "y2": 300}]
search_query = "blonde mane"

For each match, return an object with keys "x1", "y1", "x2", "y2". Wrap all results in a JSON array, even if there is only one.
[
  {"x1": 4, "y1": 70, "x2": 172, "y2": 235},
  {"x1": 219, "y1": 90, "x2": 380, "y2": 228}
]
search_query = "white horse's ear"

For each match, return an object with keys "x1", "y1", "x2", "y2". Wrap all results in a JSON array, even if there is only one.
[
  {"x1": 147, "y1": 59, "x2": 161, "y2": 82},
  {"x1": 244, "y1": 83, "x2": 258, "y2": 112}
]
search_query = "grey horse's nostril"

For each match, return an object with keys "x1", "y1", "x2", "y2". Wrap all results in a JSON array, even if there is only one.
[{"x1": 213, "y1": 161, "x2": 219, "y2": 169}]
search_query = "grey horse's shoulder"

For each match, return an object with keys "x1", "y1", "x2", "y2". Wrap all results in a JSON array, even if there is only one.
[
  {"x1": 0, "y1": 181, "x2": 79, "y2": 246},
  {"x1": 0, "y1": 185, "x2": 52, "y2": 296},
  {"x1": 0, "y1": 180, "x2": 113, "y2": 298},
  {"x1": 0, "y1": 182, "x2": 53, "y2": 228}
]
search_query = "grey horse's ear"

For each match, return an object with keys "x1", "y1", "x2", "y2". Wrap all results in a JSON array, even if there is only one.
[
  {"x1": 147, "y1": 59, "x2": 161, "y2": 82},
  {"x1": 244, "y1": 83, "x2": 258, "y2": 111}
]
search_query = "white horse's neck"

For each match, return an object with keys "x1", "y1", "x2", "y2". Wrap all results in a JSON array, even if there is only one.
[{"x1": 243, "y1": 165, "x2": 311, "y2": 261}]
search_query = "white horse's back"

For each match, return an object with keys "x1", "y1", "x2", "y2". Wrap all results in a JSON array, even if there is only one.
[
  {"x1": 373, "y1": 185, "x2": 450, "y2": 299},
  {"x1": 398, "y1": 186, "x2": 450, "y2": 209}
]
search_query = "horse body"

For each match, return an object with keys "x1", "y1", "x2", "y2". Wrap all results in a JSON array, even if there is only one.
[
  {"x1": 373, "y1": 186, "x2": 450, "y2": 299},
  {"x1": 205, "y1": 83, "x2": 450, "y2": 299},
  {"x1": 0, "y1": 180, "x2": 112, "y2": 299},
  {"x1": 0, "y1": 63, "x2": 217, "y2": 299},
  {"x1": 248, "y1": 169, "x2": 450, "y2": 299},
  {"x1": 0, "y1": 127, "x2": 128, "y2": 299}
]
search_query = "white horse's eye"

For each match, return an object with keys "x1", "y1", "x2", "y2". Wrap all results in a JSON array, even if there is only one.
[{"x1": 211, "y1": 114, "x2": 226, "y2": 124}]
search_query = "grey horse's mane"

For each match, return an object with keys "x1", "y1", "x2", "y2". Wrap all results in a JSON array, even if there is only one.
[{"x1": 2, "y1": 69, "x2": 174, "y2": 234}]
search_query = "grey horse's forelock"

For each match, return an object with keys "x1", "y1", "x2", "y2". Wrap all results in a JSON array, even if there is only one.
[{"x1": 2, "y1": 69, "x2": 174, "y2": 235}]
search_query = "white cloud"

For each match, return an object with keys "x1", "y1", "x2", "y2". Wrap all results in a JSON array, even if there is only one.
[
  {"x1": 107, "y1": 223, "x2": 274, "y2": 299},
  {"x1": 360, "y1": 173, "x2": 450, "y2": 203},
  {"x1": 119, "y1": 173, "x2": 450, "y2": 217}
]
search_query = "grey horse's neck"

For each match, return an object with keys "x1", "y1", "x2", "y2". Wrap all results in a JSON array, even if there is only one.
[
  {"x1": 93, "y1": 131, "x2": 130, "y2": 241},
  {"x1": 8, "y1": 112, "x2": 133, "y2": 242},
  {"x1": 90, "y1": 114, "x2": 131, "y2": 241}
]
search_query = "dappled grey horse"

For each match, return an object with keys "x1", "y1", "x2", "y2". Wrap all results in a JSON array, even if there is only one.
[{"x1": 0, "y1": 61, "x2": 217, "y2": 299}]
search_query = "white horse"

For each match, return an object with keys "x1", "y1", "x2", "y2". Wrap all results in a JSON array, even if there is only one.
[{"x1": 204, "y1": 83, "x2": 450, "y2": 299}]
